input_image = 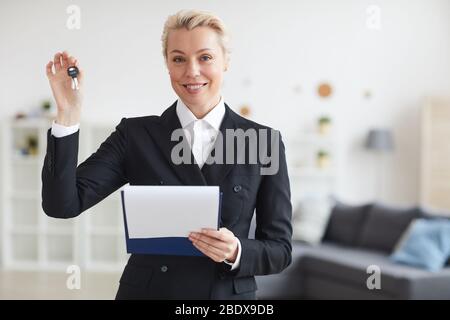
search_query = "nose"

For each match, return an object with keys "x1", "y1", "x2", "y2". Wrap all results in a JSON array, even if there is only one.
[{"x1": 185, "y1": 60, "x2": 200, "y2": 78}]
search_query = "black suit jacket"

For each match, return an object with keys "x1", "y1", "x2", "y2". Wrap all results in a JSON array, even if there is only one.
[{"x1": 41, "y1": 102, "x2": 292, "y2": 299}]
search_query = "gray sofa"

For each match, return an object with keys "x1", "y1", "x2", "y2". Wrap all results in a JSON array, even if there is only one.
[{"x1": 255, "y1": 202, "x2": 450, "y2": 299}]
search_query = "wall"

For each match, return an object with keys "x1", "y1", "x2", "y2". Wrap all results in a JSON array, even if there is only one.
[{"x1": 1, "y1": 0, "x2": 449, "y2": 205}]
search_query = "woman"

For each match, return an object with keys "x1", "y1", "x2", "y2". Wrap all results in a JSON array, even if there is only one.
[{"x1": 43, "y1": 9, "x2": 292, "y2": 300}]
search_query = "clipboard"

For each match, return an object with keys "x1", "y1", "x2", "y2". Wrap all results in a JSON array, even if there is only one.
[{"x1": 120, "y1": 185, "x2": 222, "y2": 256}]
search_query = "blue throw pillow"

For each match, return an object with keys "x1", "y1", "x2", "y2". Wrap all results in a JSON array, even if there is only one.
[{"x1": 390, "y1": 219, "x2": 450, "y2": 271}]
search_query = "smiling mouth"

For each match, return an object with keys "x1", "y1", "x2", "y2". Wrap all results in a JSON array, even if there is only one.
[{"x1": 182, "y1": 83, "x2": 208, "y2": 89}]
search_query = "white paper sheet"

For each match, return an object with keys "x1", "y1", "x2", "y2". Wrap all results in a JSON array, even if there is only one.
[{"x1": 121, "y1": 185, "x2": 220, "y2": 239}]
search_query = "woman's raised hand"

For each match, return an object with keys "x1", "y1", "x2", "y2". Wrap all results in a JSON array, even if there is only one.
[{"x1": 46, "y1": 51, "x2": 84, "y2": 126}]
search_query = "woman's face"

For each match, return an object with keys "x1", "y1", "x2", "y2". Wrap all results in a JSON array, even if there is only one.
[{"x1": 166, "y1": 26, "x2": 227, "y2": 112}]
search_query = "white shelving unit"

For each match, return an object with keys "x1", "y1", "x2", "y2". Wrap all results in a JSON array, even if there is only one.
[
  {"x1": 1, "y1": 118, "x2": 128, "y2": 271},
  {"x1": 286, "y1": 129, "x2": 338, "y2": 210}
]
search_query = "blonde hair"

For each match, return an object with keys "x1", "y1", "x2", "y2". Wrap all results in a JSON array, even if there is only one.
[{"x1": 161, "y1": 9, "x2": 231, "y2": 62}]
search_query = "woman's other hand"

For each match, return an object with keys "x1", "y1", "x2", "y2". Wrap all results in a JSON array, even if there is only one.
[{"x1": 189, "y1": 227, "x2": 239, "y2": 263}]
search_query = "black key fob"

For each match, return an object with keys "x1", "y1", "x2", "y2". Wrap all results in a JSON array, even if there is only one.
[{"x1": 67, "y1": 66, "x2": 79, "y2": 78}]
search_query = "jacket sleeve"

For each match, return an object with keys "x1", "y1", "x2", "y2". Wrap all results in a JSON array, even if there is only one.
[
  {"x1": 233, "y1": 132, "x2": 293, "y2": 278},
  {"x1": 41, "y1": 118, "x2": 128, "y2": 218}
]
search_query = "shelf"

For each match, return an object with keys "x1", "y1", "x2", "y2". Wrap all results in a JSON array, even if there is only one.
[
  {"x1": 86, "y1": 262, "x2": 128, "y2": 272},
  {"x1": 289, "y1": 167, "x2": 337, "y2": 178},
  {"x1": 9, "y1": 191, "x2": 39, "y2": 201},
  {"x1": 11, "y1": 155, "x2": 41, "y2": 165},
  {"x1": 11, "y1": 118, "x2": 52, "y2": 129},
  {"x1": 88, "y1": 226, "x2": 122, "y2": 235},
  {"x1": 289, "y1": 132, "x2": 336, "y2": 145},
  {"x1": 9, "y1": 226, "x2": 39, "y2": 234},
  {"x1": 45, "y1": 227, "x2": 75, "y2": 235},
  {"x1": 3, "y1": 261, "x2": 43, "y2": 270},
  {"x1": 299, "y1": 132, "x2": 334, "y2": 140},
  {"x1": 45, "y1": 217, "x2": 76, "y2": 230},
  {"x1": 10, "y1": 190, "x2": 39, "y2": 200}
]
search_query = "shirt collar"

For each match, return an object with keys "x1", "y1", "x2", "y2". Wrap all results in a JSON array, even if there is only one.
[{"x1": 176, "y1": 97, "x2": 225, "y2": 131}]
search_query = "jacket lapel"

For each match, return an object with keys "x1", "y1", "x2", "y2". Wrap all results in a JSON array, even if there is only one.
[{"x1": 146, "y1": 101, "x2": 207, "y2": 186}]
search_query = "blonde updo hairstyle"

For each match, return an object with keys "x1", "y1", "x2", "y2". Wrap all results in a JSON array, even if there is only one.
[{"x1": 161, "y1": 9, "x2": 231, "y2": 66}]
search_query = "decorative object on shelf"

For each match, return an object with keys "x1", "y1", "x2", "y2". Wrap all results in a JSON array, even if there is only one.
[
  {"x1": 239, "y1": 105, "x2": 251, "y2": 118},
  {"x1": 37, "y1": 99, "x2": 56, "y2": 119},
  {"x1": 14, "y1": 112, "x2": 27, "y2": 120},
  {"x1": 41, "y1": 100, "x2": 53, "y2": 115},
  {"x1": 318, "y1": 82, "x2": 332, "y2": 98},
  {"x1": 316, "y1": 150, "x2": 330, "y2": 169},
  {"x1": 365, "y1": 128, "x2": 394, "y2": 200},
  {"x1": 317, "y1": 116, "x2": 332, "y2": 135},
  {"x1": 25, "y1": 135, "x2": 39, "y2": 156},
  {"x1": 13, "y1": 100, "x2": 55, "y2": 121}
]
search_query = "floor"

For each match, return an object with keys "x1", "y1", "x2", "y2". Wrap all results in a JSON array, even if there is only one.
[{"x1": 0, "y1": 270, "x2": 121, "y2": 299}]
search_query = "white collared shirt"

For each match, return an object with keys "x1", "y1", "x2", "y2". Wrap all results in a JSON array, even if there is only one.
[
  {"x1": 175, "y1": 97, "x2": 225, "y2": 169},
  {"x1": 51, "y1": 97, "x2": 242, "y2": 270}
]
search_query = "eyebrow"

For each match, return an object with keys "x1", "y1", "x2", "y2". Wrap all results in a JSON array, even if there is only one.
[{"x1": 169, "y1": 48, "x2": 213, "y2": 54}]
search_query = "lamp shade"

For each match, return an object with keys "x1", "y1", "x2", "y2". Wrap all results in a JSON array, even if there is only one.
[{"x1": 365, "y1": 129, "x2": 394, "y2": 151}]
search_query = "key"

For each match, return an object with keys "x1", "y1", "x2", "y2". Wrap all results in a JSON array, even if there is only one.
[{"x1": 67, "y1": 66, "x2": 79, "y2": 90}]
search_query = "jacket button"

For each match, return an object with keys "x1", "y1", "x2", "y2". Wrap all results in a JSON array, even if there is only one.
[
  {"x1": 233, "y1": 185, "x2": 242, "y2": 193},
  {"x1": 160, "y1": 265, "x2": 168, "y2": 273}
]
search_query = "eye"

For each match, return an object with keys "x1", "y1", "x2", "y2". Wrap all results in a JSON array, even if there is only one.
[
  {"x1": 172, "y1": 56, "x2": 185, "y2": 63},
  {"x1": 200, "y1": 55, "x2": 212, "y2": 62}
]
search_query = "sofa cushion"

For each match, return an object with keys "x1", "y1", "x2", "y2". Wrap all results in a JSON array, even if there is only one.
[
  {"x1": 322, "y1": 202, "x2": 371, "y2": 246},
  {"x1": 292, "y1": 197, "x2": 333, "y2": 244},
  {"x1": 391, "y1": 218, "x2": 450, "y2": 271},
  {"x1": 417, "y1": 206, "x2": 450, "y2": 266},
  {"x1": 358, "y1": 203, "x2": 420, "y2": 253}
]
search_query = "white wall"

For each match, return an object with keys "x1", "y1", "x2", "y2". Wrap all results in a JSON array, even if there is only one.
[{"x1": 1, "y1": 0, "x2": 449, "y2": 205}]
